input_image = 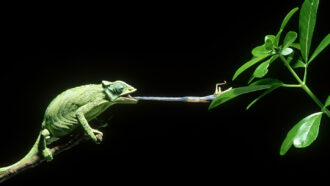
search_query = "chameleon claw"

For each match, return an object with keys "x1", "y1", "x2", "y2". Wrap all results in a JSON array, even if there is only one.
[
  {"x1": 95, "y1": 133, "x2": 103, "y2": 143},
  {"x1": 92, "y1": 129, "x2": 103, "y2": 136},
  {"x1": 92, "y1": 129, "x2": 103, "y2": 144}
]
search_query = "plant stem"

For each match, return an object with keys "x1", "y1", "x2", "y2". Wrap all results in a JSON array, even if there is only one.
[
  {"x1": 282, "y1": 84, "x2": 301, "y2": 88},
  {"x1": 279, "y1": 55, "x2": 329, "y2": 117},
  {"x1": 300, "y1": 84, "x2": 324, "y2": 108},
  {"x1": 303, "y1": 64, "x2": 308, "y2": 83},
  {"x1": 279, "y1": 55, "x2": 304, "y2": 84}
]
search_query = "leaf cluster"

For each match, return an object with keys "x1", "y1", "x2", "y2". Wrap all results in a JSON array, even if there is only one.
[{"x1": 209, "y1": 0, "x2": 330, "y2": 155}]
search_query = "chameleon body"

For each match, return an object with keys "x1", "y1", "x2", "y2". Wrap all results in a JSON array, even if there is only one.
[{"x1": 0, "y1": 80, "x2": 137, "y2": 172}]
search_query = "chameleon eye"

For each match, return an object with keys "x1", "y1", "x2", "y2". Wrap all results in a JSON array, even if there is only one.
[
  {"x1": 111, "y1": 86, "x2": 124, "y2": 94},
  {"x1": 116, "y1": 87, "x2": 123, "y2": 94}
]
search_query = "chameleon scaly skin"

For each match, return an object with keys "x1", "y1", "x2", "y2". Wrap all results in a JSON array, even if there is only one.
[{"x1": 0, "y1": 80, "x2": 137, "y2": 172}]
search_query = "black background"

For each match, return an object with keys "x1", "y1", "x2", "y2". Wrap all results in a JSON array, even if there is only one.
[{"x1": 1, "y1": 0, "x2": 329, "y2": 184}]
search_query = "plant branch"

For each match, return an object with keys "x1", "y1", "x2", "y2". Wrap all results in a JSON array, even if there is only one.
[
  {"x1": 0, "y1": 133, "x2": 102, "y2": 183},
  {"x1": 279, "y1": 55, "x2": 329, "y2": 117},
  {"x1": 280, "y1": 55, "x2": 304, "y2": 84}
]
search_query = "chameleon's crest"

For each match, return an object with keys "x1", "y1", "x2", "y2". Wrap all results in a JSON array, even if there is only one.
[{"x1": 102, "y1": 80, "x2": 112, "y2": 87}]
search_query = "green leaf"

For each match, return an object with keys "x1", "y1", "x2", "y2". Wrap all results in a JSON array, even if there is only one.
[
  {"x1": 325, "y1": 95, "x2": 330, "y2": 108},
  {"x1": 265, "y1": 35, "x2": 276, "y2": 43},
  {"x1": 281, "y1": 48, "x2": 293, "y2": 56},
  {"x1": 208, "y1": 85, "x2": 272, "y2": 110},
  {"x1": 252, "y1": 45, "x2": 271, "y2": 57},
  {"x1": 309, "y1": 33, "x2": 330, "y2": 63},
  {"x1": 251, "y1": 55, "x2": 278, "y2": 79},
  {"x1": 247, "y1": 75, "x2": 255, "y2": 84},
  {"x1": 265, "y1": 40, "x2": 273, "y2": 51},
  {"x1": 253, "y1": 60, "x2": 271, "y2": 78},
  {"x1": 299, "y1": 0, "x2": 319, "y2": 62},
  {"x1": 287, "y1": 51, "x2": 295, "y2": 64},
  {"x1": 250, "y1": 78, "x2": 283, "y2": 86},
  {"x1": 232, "y1": 55, "x2": 269, "y2": 81},
  {"x1": 290, "y1": 43, "x2": 301, "y2": 50},
  {"x1": 292, "y1": 59, "x2": 306, "y2": 68},
  {"x1": 293, "y1": 112, "x2": 322, "y2": 148},
  {"x1": 274, "y1": 7, "x2": 299, "y2": 46},
  {"x1": 280, "y1": 120, "x2": 301, "y2": 156},
  {"x1": 282, "y1": 31, "x2": 298, "y2": 50},
  {"x1": 280, "y1": 8, "x2": 299, "y2": 32},
  {"x1": 280, "y1": 112, "x2": 323, "y2": 155},
  {"x1": 246, "y1": 80, "x2": 283, "y2": 110},
  {"x1": 246, "y1": 85, "x2": 281, "y2": 110},
  {"x1": 265, "y1": 35, "x2": 275, "y2": 50}
]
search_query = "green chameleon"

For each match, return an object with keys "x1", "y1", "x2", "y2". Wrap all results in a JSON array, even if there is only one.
[{"x1": 0, "y1": 80, "x2": 137, "y2": 172}]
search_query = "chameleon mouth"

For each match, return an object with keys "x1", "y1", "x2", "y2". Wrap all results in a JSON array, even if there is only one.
[
  {"x1": 120, "y1": 89, "x2": 137, "y2": 102},
  {"x1": 125, "y1": 94, "x2": 136, "y2": 100}
]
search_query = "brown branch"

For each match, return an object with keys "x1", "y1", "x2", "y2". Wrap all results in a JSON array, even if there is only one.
[{"x1": 0, "y1": 134, "x2": 102, "y2": 183}]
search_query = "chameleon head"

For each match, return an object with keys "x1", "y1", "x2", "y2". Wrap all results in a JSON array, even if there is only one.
[{"x1": 102, "y1": 80, "x2": 138, "y2": 104}]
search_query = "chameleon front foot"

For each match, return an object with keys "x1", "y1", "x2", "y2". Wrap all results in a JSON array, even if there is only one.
[{"x1": 91, "y1": 129, "x2": 103, "y2": 144}]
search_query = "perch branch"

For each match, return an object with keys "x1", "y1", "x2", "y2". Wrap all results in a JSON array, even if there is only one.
[{"x1": 0, "y1": 134, "x2": 103, "y2": 183}]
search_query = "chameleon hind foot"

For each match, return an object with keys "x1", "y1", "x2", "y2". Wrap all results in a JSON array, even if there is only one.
[
  {"x1": 40, "y1": 129, "x2": 53, "y2": 161},
  {"x1": 42, "y1": 148, "x2": 53, "y2": 162}
]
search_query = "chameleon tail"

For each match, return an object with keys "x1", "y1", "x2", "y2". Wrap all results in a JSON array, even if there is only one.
[{"x1": 0, "y1": 133, "x2": 41, "y2": 178}]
